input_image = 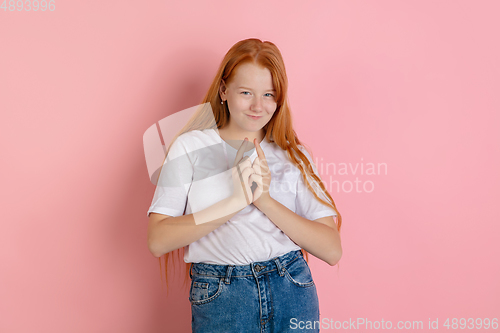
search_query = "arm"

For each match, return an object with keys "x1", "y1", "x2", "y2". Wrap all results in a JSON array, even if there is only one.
[
  {"x1": 255, "y1": 198, "x2": 342, "y2": 266},
  {"x1": 148, "y1": 139, "x2": 256, "y2": 258},
  {"x1": 250, "y1": 138, "x2": 342, "y2": 266},
  {"x1": 148, "y1": 196, "x2": 246, "y2": 258}
]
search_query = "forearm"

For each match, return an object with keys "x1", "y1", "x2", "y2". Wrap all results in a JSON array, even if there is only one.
[
  {"x1": 148, "y1": 197, "x2": 246, "y2": 257},
  {"x1": 257, "y1": 198, "x2": 342, "y2": 265}
]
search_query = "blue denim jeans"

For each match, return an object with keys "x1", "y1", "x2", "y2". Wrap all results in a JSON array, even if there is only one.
[{"x1": 189, "y1": 249, "x2": 320, "y2": 333}]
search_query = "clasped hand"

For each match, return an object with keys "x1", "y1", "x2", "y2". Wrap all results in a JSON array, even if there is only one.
[{"x1": 231, "y1": 137, "x2": 271, "y2": 209}]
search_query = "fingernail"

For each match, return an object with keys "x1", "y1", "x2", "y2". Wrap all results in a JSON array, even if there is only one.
[{"x1": 244, "y1": 137, "x2": 248, "y2": 141}]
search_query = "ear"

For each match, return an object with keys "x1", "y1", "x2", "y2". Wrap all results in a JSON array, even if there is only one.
[{"x1": 219, "y1": 79, "x2": 227, "y2": 97}]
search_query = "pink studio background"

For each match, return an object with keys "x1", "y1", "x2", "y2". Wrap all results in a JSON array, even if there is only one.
[{"x1": 1, "y1": 1, "x2": 499, "y2": 332}]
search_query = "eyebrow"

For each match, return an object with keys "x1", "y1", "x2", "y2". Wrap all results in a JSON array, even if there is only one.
[{"x1": 238, "y1": 86, "x2": 276, "y2": 92}]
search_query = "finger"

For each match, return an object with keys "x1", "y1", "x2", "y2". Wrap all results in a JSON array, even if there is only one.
[
  {"x1": 254, "y1": 139, "x2": 270, "y2": 170},
  {"x1": 231, "y1": 157, "x2": 252, "y2": 189},
  {"x1": 241, "y1": 165, "x2": 257, "y2": 199},
  {"x1": 239, "y1": 157, "x2": 252, "y2": 171},
  {"x1": 249, "y1": 173, "x2": 263, "y2": 200},
  {"x1": 233, "y1": 138, "x2": 249, "y2": 167},
  {"x1": 237, "y1": 163, "x2": 252, "y2": 204},
  {"x1": 254, "y1": 138, "x2": 266, "y2": 161},
  {"x1": 240, "y1": 165, "x2": 255, "y2": 181},
  {"x1": 259, "y1": 161, "x2": 270, "y2": 176},
  {"x1": 248, "y1": 173, "x2": 263, "y2": 187},
  {"x1": 234, "y1": 156, "x2": 250, "y2": 174},
  {"x1": 252, "y1": 157, "x2": 261, "y2": 176},
  {"x1": 254, "y1": 156, "x2": 271, "y2": 178}
]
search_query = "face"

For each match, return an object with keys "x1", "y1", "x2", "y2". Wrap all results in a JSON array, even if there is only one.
[{"x1": 219, "y1": 62, "x2": 278, "y2": 137}]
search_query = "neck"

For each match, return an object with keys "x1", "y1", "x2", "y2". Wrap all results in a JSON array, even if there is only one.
[{"x1": 219, "y1": 126, "x2": 265, "y2": 143}]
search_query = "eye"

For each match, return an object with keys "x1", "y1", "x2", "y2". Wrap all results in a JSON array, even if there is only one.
[
  {"x1": 241, "y1": 91, "x2": 250, "y2": 95},
  {"x1": 265, "y1": 93, "x2": 275, "y2": 97}
]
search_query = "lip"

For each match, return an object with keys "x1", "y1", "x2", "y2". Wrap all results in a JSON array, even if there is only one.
[{"x1": 246, "y1": 114, "x2": 262, "y2": 120}]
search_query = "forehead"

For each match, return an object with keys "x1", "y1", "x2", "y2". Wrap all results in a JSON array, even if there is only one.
[{"x1": 230, "y1": 63, "x2": 274, "y2": 90}]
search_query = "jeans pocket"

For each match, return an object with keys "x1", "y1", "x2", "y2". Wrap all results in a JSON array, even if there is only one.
[
  {"x1": 189, "y1": 276, "x2": 224, "y2": 305},
  {"x1": 283, "y1": 257, "x2": 315, "y2": 288}
]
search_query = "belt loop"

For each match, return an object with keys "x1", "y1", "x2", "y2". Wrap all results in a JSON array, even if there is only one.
[
  {"x1": 274, "y1": 258, "x2": 285, "y2": 277},
  {"x1": 189, "y1": 263, "x2": 193, "y2": 279},
  {"x1": 224, "y1": 265, "x2": 233, "y2": 284}
]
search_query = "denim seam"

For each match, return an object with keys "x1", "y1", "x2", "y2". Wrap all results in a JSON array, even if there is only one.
[
  {"x1": 283, "y1": 258, "x2": 315, "y2": 288},
  {"x1": 260, "y1": 272, "x2": 275, "y2": 327},
  {"x1": 191, "y1": 267, "x2": 279, "y2": 278},
  {"x1": 224, "y1": 265, "x2": 233, "y2": 284},
  {"x1": 190, "y1": 251, "x2": 301, "y2": 278},
  {"x1": 273, "y1": 257, "x2": 285, "y2": 276},
  {"x1": 189, "y1": 279, "x2": 225, "y2": 305}
]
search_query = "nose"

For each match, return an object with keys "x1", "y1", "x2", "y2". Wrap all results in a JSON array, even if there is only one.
[{"x1": 250, "y1": 97, "x2": 264, "y2": 112}]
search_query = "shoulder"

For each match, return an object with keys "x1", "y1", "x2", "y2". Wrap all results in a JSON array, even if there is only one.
[
  {"x1": 173, "y1": 129, "x2": 217, "y2": 149},
  {"x1": 176, "y1": 128, "x2": 213, "y2": 142},
  {"x1": 262, "y1": 140, "x2": 288, "y2": 161},
  {"x1": 168, "y1": 129, "x2": 217, "y2": 158},
  {"x1": 263, "y1": 141, "x2": 314, "y2": 165}
]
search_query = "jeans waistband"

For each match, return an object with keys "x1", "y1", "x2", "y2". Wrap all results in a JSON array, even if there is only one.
[{"x1": 189, "y1": 249, "x2": 303, "y2": 283}]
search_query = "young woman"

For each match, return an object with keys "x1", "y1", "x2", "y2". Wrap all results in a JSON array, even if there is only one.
[{"x1": 147, "y1": 38, "x2": 342, "y2": 332}]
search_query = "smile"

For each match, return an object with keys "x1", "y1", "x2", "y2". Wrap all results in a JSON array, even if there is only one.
[{"x1": 247, "y1": 114, "x2": 262, "y2": 120}]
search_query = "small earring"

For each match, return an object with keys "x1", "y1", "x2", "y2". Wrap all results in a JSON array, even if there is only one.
[{"x1": 221, "y1": 100, "x2": 224, "y2": 104}]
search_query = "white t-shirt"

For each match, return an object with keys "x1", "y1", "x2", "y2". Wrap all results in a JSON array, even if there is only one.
[{"x1": 147, "y1": 128, "x2": 337, "y2": 265}]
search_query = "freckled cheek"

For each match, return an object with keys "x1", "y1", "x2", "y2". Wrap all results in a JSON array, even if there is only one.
[
  {"x1": 232, "y1": 98, "x2": 250, "y2": 110},
  {"x1": 265, "y1": 103, "x2": 277, "y2": 116}
]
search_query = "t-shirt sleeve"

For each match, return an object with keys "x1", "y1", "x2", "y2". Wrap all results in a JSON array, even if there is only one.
[
  {"x1": 147, "y1": 135, "x2": 194, "y2": 218},
  {"x1": 295, "y1": 146, "x2": 338, "y2": 221}
]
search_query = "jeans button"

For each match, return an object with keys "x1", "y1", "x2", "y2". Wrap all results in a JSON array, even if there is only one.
[{"x1": 255, "y1": 265, "x2": 262, "y2": 272}]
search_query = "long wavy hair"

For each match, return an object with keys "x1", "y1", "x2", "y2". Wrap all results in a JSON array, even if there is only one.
[{"x1": 154, "y1": 38, "x2": 342, "y2": 295}]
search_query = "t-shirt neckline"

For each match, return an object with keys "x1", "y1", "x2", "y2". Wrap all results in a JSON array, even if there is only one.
[{"x1": 210, "y1": 128, "x2": 268, "y2": 155}]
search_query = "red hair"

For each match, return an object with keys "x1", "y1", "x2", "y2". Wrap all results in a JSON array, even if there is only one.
[{"x1": 153, "y1": 38, "x2": 342, "y2": 295}]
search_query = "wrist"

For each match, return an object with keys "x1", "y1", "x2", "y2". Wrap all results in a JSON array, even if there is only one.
[
  {"x1": 226, "y1": 196, "x2": 249, "y2": 214},
  {"x1": 254, "y1": 194, "x2": 274, "y2": 211}
]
